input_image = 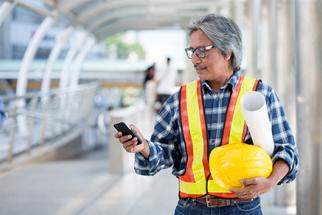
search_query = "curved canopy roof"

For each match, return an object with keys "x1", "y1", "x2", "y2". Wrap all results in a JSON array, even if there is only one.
[{"x1": 17, "y1": 0, "x2": 235, "y2": 41}]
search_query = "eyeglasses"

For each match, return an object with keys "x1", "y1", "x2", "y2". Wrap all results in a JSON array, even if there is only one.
[{"x1": 185, "y1": 44, "x2": 217, "y2": 59}]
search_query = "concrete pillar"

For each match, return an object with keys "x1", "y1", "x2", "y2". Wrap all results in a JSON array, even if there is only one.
[
  {"x1": 41, "y1": 27, "x2": 73, "y2": 95},
  {"x1": 16, "y1": 17, "x2": 55, "y2": 97},
  {"x1": 259, "y1": 1, "x2": 272, "y2": 85},
  {"x1": 246, "y1": 0, "x2": 262, "y2": 77},
  {"x1": 231, "y1": 0, "x2": 246, "y2": 48},
  {"x1": 231, "y1": 0, "x2": 242, "y2": 21},
  {"x1": 16, "y1": 17, "x2": 55, "y2": 135},
  {"x1": 0, "y1": 1, "x2": 14, "y2": 58},
  {"x1": 274, "y1": 0, "x2": 297, "y2": 205},
  {"x1": 267, "y1": 0, "x2": 278, "y2": 88},
  {"x1": 257, "y1": 0, "x2": 296, "y2": 207},
  {"x1": 69, "y1": 37, "x2": 95, "y2": 90},
  {"x1": 231, "y1": 0, "x2": 250, "y2": 71},
  {"x1": 0, "y1": 1, "x2": 14, "y2": 26},
  {"x1": 294, "y1": 0, "x2": 322, "y2": 214},
  {"x1": 0, "y1": 9, "x2": 10, "y2": 59}
]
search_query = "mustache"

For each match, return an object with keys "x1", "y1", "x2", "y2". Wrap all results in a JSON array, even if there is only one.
[{"x1": 194, "y1": 64, "x2": 206, "y2": 70}]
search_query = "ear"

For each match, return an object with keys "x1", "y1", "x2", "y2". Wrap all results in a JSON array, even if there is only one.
[{"x1": 224, "y1": 52, "x2": 232, "y2": 62}]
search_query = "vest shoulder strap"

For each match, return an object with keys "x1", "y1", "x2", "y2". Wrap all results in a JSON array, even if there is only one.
[{"x1": 222, "y1": 75, "x2": 259, "y2": 145}]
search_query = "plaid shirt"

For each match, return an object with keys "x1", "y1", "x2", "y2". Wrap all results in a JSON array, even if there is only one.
[{"x1": 135, "y1": 71, "x2": 299, "y2": 184}]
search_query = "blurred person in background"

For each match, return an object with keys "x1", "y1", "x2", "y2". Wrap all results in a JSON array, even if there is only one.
[
  {"x1": 143, "y1": 64, "x2": 157, "y2": 114},
  {"x1": 154, "y1": 57, "x2": 178, "y2": 112},
  {"x1": 115, "y1": 14, "x2": 299, "y2": 215},
  {"x1": 0, "y1": 98, "x2": 5, "y2": 126}
]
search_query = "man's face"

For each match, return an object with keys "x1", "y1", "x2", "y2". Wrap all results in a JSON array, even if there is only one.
[{"x1": 189, "y1": 30, "x2": 232, "y2": 82}]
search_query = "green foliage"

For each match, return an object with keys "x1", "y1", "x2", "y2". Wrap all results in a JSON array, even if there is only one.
[{"x1": 105, "y1": 33, "x2": 145, "y2": 59}]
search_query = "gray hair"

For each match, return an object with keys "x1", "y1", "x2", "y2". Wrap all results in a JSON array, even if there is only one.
[{"x1": 187, "y1": 14, "x2": 242, "y2": 71}]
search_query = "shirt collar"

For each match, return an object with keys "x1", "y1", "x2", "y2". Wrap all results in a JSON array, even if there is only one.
[{"x1": 201, "y1": 71, "x2": 241, "y2": 93}]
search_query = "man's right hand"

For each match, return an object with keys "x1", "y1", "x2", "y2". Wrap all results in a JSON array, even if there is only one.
[{"x1": 114, "y1": 124, "x2": 150, "y2": 159}]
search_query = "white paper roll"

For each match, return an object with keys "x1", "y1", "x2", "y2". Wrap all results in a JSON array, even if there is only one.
[{"x1": 241, "y1": 92, "x2": 274, "y2": 156}]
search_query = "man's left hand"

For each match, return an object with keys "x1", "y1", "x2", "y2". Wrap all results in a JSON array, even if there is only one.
[{"x1": 230, "y1": 177, "x2": 275, "y2": 199}]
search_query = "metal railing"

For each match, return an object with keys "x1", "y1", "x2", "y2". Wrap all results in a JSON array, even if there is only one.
[{"x1": 0, "y1": 82, "x2": 99, "y2": 163}]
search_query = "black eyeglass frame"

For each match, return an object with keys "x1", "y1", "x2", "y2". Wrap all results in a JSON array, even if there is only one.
[{"x1": 185, "y1": 44, "x2": 217, "y2": 59}]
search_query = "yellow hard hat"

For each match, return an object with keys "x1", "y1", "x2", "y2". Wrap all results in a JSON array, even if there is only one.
[{"x1": 209, "y1": 143, "x2": 272, "y2": 189}]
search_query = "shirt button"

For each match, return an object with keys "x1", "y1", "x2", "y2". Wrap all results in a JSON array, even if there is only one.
[{"x1": 209, "y1": 139, "x2": 216, "y2": 145}]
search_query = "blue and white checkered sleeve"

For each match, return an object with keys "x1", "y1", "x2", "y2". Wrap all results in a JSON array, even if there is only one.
[
  {"x1": 134, "y1": 94, "x2": 180, "y2": 176},
  {"x1": 134, "y1": 140, "x2": 162, "y2": 175},
  {"x1": 266, "y1": 87, "x2": 299, "y2": 184}
]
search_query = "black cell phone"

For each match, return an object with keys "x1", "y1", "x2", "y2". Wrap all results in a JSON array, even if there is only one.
[{"x1": 113, "y1": 122, "x2": 142, "y2": 145}]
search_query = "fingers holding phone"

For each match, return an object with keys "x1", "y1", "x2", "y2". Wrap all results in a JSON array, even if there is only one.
[
  {"x1": 113, "y1": 122, "x2": 150, "y2": 157},
  {"x1": 122, "y1": 135, "x2": 144, "y2": 153}
]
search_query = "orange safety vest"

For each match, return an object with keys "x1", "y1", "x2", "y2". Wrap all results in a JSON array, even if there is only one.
[{"x1": 178, "y1": 75, "x2": 259, "y2": 199}]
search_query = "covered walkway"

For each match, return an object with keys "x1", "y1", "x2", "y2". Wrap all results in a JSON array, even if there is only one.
[{"x1": 1, "y1": 0, "x2": 322, "y2": 215}]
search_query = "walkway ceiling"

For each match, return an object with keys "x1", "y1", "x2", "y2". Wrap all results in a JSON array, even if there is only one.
[{"x1": 14, "y1": 0, "x2": 234, "y2": 41}]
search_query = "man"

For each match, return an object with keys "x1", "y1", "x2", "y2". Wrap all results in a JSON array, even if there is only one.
[
  {"x1": 154, "y1": 57, "x2": 177, "y2": 111},
  {"x1": 115, "y1": 14, "x2": 299, "y2": 215},
  {"x1": 143, "y1": 64, "x2": 157, "y2": 113},
  {"x1": 0, "y1": 98, "x2": 5, "y2": 126}
]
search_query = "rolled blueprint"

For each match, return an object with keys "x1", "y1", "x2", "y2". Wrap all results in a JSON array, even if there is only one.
[{"x1": 241, "y1": 92, "x2": 274, "y2": 156}]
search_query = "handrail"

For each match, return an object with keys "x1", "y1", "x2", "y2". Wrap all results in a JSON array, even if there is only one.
[
  {"x1": 0, "y1": 82, "x2": 100, "y2": 164},
  {"x1": 1, "y1": 82, "x2": 99, "y2": 102}
]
